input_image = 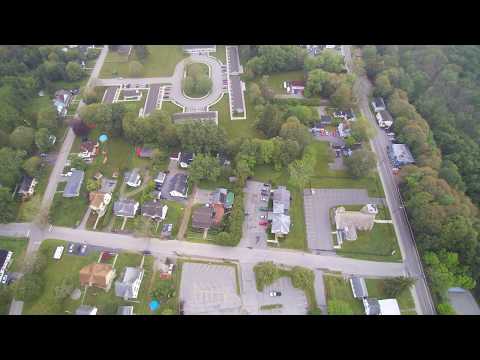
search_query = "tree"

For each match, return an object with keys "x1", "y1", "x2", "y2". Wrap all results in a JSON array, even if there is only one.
[
  {"x1": 248, "y1": 82, "x2": 265, "y2": 105},
  {"x1": 35, "y1": 128, "x2": 54, "y2": 153},
  {"x1": 53, "y1": 277, "x2": 74, "y2": 301},
  {"x1": 383, "y1": 276, "x2": 416, "y2": 298},
  {"x1": 253, "y1": 262, "x2": 280, "y2": 291},
  {"x1": 79, "y1": 103, "x2": 113, "y2": 131},
  {"x1": 288, "y1": 157, "x2": 314, "y2": 189},
  {"x1": 327, "y1": 300, "x2": 354, "y2": 315},
  {"x1": 188, "y1": 154, "x2": 221, "y2": 184},
  {"x1": 0, "y1": 148, "x2": 26, "y2": 189},
  {"x1": 350, "y1": 115, "x2": 376, "y2": 142},
  {"x1": 0, "y1": 186, "x2": 16, "y2": 223},
  {"x1": 331, "y1": 83, "x2": 354, "y2": 109},
  {"x1": 279, "y1": 116, "x2": 312, "y2": 150},
  {"x1": 22, "y1": 156, "x2": 41, "y2": 177},
  {"x1": 9, "y1": 126, "x2": 35, "y2": 151},
  {"x1": 71, "y1": 117, "x2": 91, "y2": 137},
  {"x1": 65, "y1": 61, "x2": 83, "y2": 81},
  {"x1": 83, "y1": 88, "x2": 100, "y2": 105},
  {"x1": 290, "y1": 266, "x2": 314, "y2": 290},
  {"x1": 161, "y1": 308, "x2": 175, "y2": 315},
  {"x1": 37, "y1": 106, "x2": 57, "y2": 129},
  {"x1": 214, "y1": 232, "x2": 232, "y2": 246},
  {"x1": 14, "y1": 273, "x2": 45, "y2": 302},
  {"x1": 129, "y1": 61, "x2": 144, "y2": 77},
  {"x1": 344, "y1": 149, "x2": 376, "y2": 178},
  {"x1": 69, "y1": 156, "x2": 88, "y2": 171},
  {"x1": 86, "y1": 179, "x2": 100, "y2": 192}
]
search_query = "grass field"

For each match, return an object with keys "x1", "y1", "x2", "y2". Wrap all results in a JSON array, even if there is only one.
[
  {"x1": 212, "y1": 93, "x2": 263, "y2": 140},
  {"x1": 324, "y1": 275, "x2": 365, "y2": 315},
  {"x1": 255, "y1": 70, "x2": 306, "y2": 94},
  {"x1": 278, "y1": 188, "x2": 307, "y2": 250},
  {"x1": 100, "y1": 45, "x2": 187, "y2": 78},
  {"x1": 213, "y1": 45, "x2": 227, "y2": 64},
  {"x1": 0, "y1": 237, "x2": 28, "y2": 273},
  {"x1": 163, "y1": 200, "x2": 184, "y2": 239},
  {"x1": 365, "y1": 278, "x2": 416, "y2": 315},
  {"x1": 22, "y1": 239, "x2": 99, "y2": 315},
  {"x1": 49, "y1": 181, "x2": 89, "y2": 228},
  {"x1": 161, "y1": 101, "x2": 183, "y2": 116}
]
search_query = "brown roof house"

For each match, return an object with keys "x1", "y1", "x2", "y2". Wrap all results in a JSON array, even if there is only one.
[
  {"x1": 192, "y1": 206, "x2": 214, "y2": 230},
  {"x1": 334, "y1": 204, "x2": 378, "y2": 241},
  {"x1": 79, "y1": 263, "x2": 116, "y2": 291},
  {"x1": 89, "y1": 191, "x2": 112, "y2": 216}
]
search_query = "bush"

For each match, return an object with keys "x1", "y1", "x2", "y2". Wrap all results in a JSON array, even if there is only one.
[
  {"x1": 14, "y1": 273, "x2": 45, "y2": 302},
  {"x1": 254, "y1": 261, "x2": 280, "y2": 291},
  {"x1": 290, "y1": 266, "x2": 315, "y2": 290},
  {"x1": 437, "y1": 302, "x2": 456, "y2": 315},
  {"x1": 383, "y1": 276, "x2": 416, "y2": 298},
  {"x1": 308, "y1": 308, "x2": 322, "y2": 315}
]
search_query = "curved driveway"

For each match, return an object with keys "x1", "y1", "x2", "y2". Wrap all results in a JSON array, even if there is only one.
[{"x1": 95, "y1": 54, "x2": 225, "y2": 112}]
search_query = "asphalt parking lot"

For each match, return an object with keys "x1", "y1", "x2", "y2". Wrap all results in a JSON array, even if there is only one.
[
  {"x1": 239, "y1": 180, "x2": 270, "y2": 248},
  {"x1": 179, "y1": 262, "x2": 242, "y2": 315},
  {"x1": 303, "y1": 188, "x2": 385, "y2": 252}
]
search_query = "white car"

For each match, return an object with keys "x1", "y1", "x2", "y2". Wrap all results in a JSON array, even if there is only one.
[
  {"x1": 68, "y1": 243, "x2": 75, "y2": 253},
  {"x1": 78, "y1": 152, "x2": 91, "y2": 159},
  {"x1": 261, "y1": 197, "x2": 267, "y2": 201},
  {"x1": 1, "y1": 274, "x2": 8, "y2": 284},
  {"x1": 269, "y1": 291, "x2": 282, "y2": 297},
  {"x1": 62, "y1": 172, "x2": 72, "y2": 177}
]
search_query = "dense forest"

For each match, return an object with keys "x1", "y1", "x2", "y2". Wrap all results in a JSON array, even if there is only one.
[{"x1": 360, "y1": 45, "x2": 480, "y2": 308}]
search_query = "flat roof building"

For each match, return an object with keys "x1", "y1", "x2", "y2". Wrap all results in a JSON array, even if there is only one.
[{"x1": 388, "y1": 144, "x2": 415, "y2": 167}]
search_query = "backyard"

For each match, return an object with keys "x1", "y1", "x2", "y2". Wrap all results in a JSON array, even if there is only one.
[{"x1": 100, "y1": 45, "x2": 187, "y2": 78}]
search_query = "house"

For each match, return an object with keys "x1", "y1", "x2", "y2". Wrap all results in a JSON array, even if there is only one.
[
  {"x1": 335, "y1": 205, "x2": 378, "y2": 241},
  {"x1": 89, "y1": 191, "x2": 112, "y2": 214},
  {"x1": 192, "y1": 205, "x2": 215, "y2": 230},
  {"x1": 75, "y1": 305, "x2": 98, "y2": 315},
  {"x1": 17, "y1": 175, "x2": 38, "y2": 199},
  {"x1": 179, "y1": 152, "x2": 194, "y2": 168},
  {"x1": 375, "y1": 110, "x2": 394, "y2": 129},
  {"x1": 271, "y1": 186, "x2": 291, "y2": 237},
  {"x1": 350, "y1": 276, "x2": 368, "y2": 299},
  {"x1": 363, "y1": 298, "x2": 400, "y2": 315},
  {"x1": 210, "y1": 188, "x2": 228, "y2": 205},
  {"x1": 170, "y1": 152, "x2": 180, "y2": 161},
  {"x1": 53, "y1": 90, "x2": 72, "y2": 116},
  {"x1": 169, "y1": 173, "x2": 188, "y2": 198},
  {"x1": 79, "y1": 263, "x2": 116, "y2": 291},
  {"x1": 0, "y1": 249, "x2": 13, "y2": 280},
  {"x1": 334, "y1": 110, "x2": 355, "y2": 121},
  {"x1": 135, "y1": 147, "x2": 153, "y2": 159},
  {"x1": 337, "y1": 121, "x2": 351, "y2": 138},
  {"x1": 113, "y1": 198, "x2": 139, "y2": 218},
  {"x1": 115, "y1": 267, "x2": 145, "y2": 300},
  {"x1": 371, "y1": 97, "x2": 386, "y2": 112},
  {"x1": 388, "y1": 144, "x2": 415, "y2": 167},
  {"x1": 154, "y1": 172, "x2": 166, "y2": 186},
  {"x1": 117, "y1": 305, "x2": 135, "y2": 315},
  {"x1": 141, "y1": 201, "x2": 168, "y2": 220},
  {"x1": 124, "y1": 169, "x2": 141, "y2": 187},
  {"x1": 213, "y1": 203, "x2": 225, "y2": 225},
  {"x1": 79, "y1": 141, "x2": 99, "y2": 159},
  {"x1": 285, "y1": 80, "x2": 305, "y2": 95},
  {"x1": 172, "y1": 111, "x2": 218, "y2": 125},
  {"x1": 63, "y1": 170, "x2": 85, "y2": 198}
]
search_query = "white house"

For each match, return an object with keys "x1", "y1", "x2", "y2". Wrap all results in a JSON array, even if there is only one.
[
  {"x1": 371, "y1": 97, "x2": 386, "y2": 112},
  {"x1": 124, "y1": 169, "x2": 142, "y2": 187},
  {"x1": 115, "y1": 267, "x2": 145, "y2": 300}
]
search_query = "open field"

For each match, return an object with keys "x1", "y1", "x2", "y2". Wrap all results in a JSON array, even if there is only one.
[
  {"x1": 100, "y1": 46, "x2": 187, "y2": 78},
  {"x1": 213, "y1": 45, "x2": 227, "y2": 64}
]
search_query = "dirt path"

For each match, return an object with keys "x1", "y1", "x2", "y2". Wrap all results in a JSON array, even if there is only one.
[{"x1": 177, "y1": 186, "x2": 198, "y2": 240}]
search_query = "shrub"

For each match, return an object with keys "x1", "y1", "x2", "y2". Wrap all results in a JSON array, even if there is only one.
[
  {"x1": 254, "y1": 261, "x2": 280, "y2": 291},
  {"x1": 437, "y1": 302, "x2": 456, "y2": 315},
  {"x1": 290, "y1": 266, "x2": 315, "y2": 290}
]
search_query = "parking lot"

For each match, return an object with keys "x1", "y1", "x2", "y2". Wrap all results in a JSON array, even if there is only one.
[
  {"x1": 303, "y1": 188, "x2": 385, "y2": 252},
  {"x1": 239, "y1": 181, "x2": 270, "y2": 249},
  {"x1": 179, "y1": 262, "x2": 242, "y2": 315}
]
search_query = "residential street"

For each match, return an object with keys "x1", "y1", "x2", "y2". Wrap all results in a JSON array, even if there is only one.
[{"x1": 343, "y1": 45, "x2": 435, "y2": 314}]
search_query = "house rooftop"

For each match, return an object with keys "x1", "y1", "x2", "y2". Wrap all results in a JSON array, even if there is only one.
[
  {"x1": 373, "y1": 97, "x2": 386, "y2": 109},
  {"x1": 141, "y1": 201, "x2": 167, "y2": 219},
  {"x1": 169, "y1": 173, "x2": 188, "y2": 196},
  {"x1": 18, "y1": 175, "x2": 35, "y2": 194},
  {"x1": 391, "y1": 144, "x2": 415, "y2": 164},
  {"x1": 79, "y1": 263, "x2": 114, "y2": 288},
  {"x1": 115, "y1": 267, "x2": 145, "y2": 300},
  {"x1": 271, "y1": 213, "x2": 291, "y2": 235},
  {"x1": 350, "y1": 276, "x2": 368, "y2": 299},
  {"x1": 75, "y1": 305, "x2": 98, "y2": 315},
  {"x1": 273, "y1": 186, "x2": 290, "y2": 213},
  {"x1": 179, "y1": 152, "x2": 194, "y2": 164},
  {"x1": 113, "y1": 198, "x2": 139, "y2": 217},
  {"x1": 63, "y1": 170, "x2": 84, "y2": 198},
  {"x1": 378, "y1": 299, "x2": 401, "y2": 315},
  {"x1": 117, "y1": 305, "x2": 134, "y2": 315},
  {"x1": 192, "y1": 206, "x2": 214, "y2": 229},
  {"x1": 172, "y1": 111, "x2": 218, "y2": 124}
]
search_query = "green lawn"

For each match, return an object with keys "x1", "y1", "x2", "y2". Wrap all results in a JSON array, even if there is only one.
[
  {"x1": 161, "y1": 101, "x2": 183, "y2": 116},
  {"x1": 143, "y1": 261, "x2": 181, "y2": 315},
  {"x1": 16, "y1": 164, "x2": 52, "y2": 222},
  {"x1": 49, "y1": 181, "x2": 89, "y2": 228},
  {"x1": 277, "y1": 188, "x2": 307, "y2": 250},
  {"x1": 213, "y1": 45, "x2": 227, "y2": 64},
  {"x1": 365, "y1": 278, "x2": 417, "y2": 315},
  {"x1": 336, "y1": 223, "x2": 402, "y2": 262},
  {"x1": 212, "y1": 93, "x2": 263, "y2": 140},
  {"x1": 163, "y1": 200, "x2": 185, "y2": 239},
  {"x1": 100, "y1": 45, "x2": 188, "y2": 78},
  {"x1": 0, "y1": 237, "x2": 28, "y2": 273},
  {"x1": 324, "y1": 275, "x2": 365, "y2": 315},
  {"x1": 22, "y1": 239, "x2": 99, "y2": 315},
  {"x1": 255, "y1": 70, "x2": 306, "y2": 94}
]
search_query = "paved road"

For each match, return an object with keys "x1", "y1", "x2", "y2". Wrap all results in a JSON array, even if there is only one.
[
  {"x1": 96, "y1": 53, "x2": 225, "y2": 112},
  {"x1": 343, "y1": 45, "x2": 435, "y2": 315},
  {"x1": 25, "y1": 46, "x2": 110, "y2": 257},
  {"x1": 303, "y1": 188, "x2": 384, "y2": 251},
  {"x1": 0, "y1": 223, "x2": 406, "y2": 278}
]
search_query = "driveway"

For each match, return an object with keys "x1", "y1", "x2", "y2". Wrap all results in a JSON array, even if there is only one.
[
  {"x1": 303, "y1": 188, "x2": 385, "y2": 251},
  {"x1": 239, "y1": 181, "x2": 269, "y2": 249}
]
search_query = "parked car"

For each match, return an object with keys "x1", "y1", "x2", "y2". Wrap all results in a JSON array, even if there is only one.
[
  {"x1": 67, "y1": 243, "x2": 75, "y2": 253},
  {"x1": 269, "y1": 291, "x2": 282, "y2": 297},
  {"x1": 259, "y1": 207, "x2": 269, "y2": 211},
  {"x1": 1, "y1": 274, "x2": 8, "y2": 284},
  {"x1": 143, "y1": 250, "x2": 152, "y2": 255},
  {"x1": 261, "y1": 197, "x2": 267, "y2": 201},
  {"x1": 260, "y1": 215, "x2": 266, "y2": 219},
  {"x1": 259, "y1": 221, "x2": 268, "y2": 226},
  {"x1": 263, "y1": 183, "x2": 270, "y2": 187},
  {"x1": 79, "y1": 245, "x2": 87, "y2": 255}
]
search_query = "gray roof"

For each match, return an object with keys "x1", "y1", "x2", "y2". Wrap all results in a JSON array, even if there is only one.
[
  {"x1": 169, "y1": 173, "x2": 188, "y2": 196},
  {"x1": 141, "y1": 201, "x2": 165, "y2": 218},
  {"x1": 192, "y1": 206, "x2": 214, "y2": 229},
  {"x1": 18, "y1": 175, "x2": 35, "y2": 194},
  {"x1": 229, "y1": 75, "x2": 245, "y2": 114},
  {"x1": 75, "y1": 305, "x2": 97, "y2": 315},
  {"x1": 363, "y1": 298, "x2": 381, "y2": 315},
  {"x1": 378, "y1": 110, "x2": 393, "y2": 123},
  {"x1": 172, "y1": 111, "x2": 218, "y2": 124},
  {"x1": 113, "y1": 198, "x2": 139, "y2": 217},
  {"x1": 271, "y1": 213, "x2": 291, "y2": 235},
  {"x1": 227, "y1": 46, "x2": 240, "y2": 73},
  {"x1": 154, "y1": 172, "x2": 166, "y2": 183},
  {"x1": 350, "y1": 277, "x2": 368, "y2": 299},
  {"x1": 117, "y1": 305, "x2": 134, "y2": 315},
  {"x1": 115, "y1": 267, "x2": 144, "y2": 299},
  {"x1": 124, "y1": 169, "x2": 140, "y2": 184},
  {"x1": 179, "y1": 152, "x2": 194, "y2": 164},
  {"x1": 183, "y1": 45, "x2": 216, "y2": 51},
  {"x1": 373, "y1": 97, "x2": 386, "y2": 109},
  {"x1": 273, "y1": 186, "x2": 290, "y2": 213},
  {"x1": 144, "y1": 84, "x2": 162, "y2": 116},
  {"x1": 63, "y1": 170, "x2": 84, "y2": 198},
  {"x1": 210, "y1": 188, "x2": 227, "y2": 204},
  {"x1": 391, "y1": 144, "x2": 415, "y2": 165}
]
